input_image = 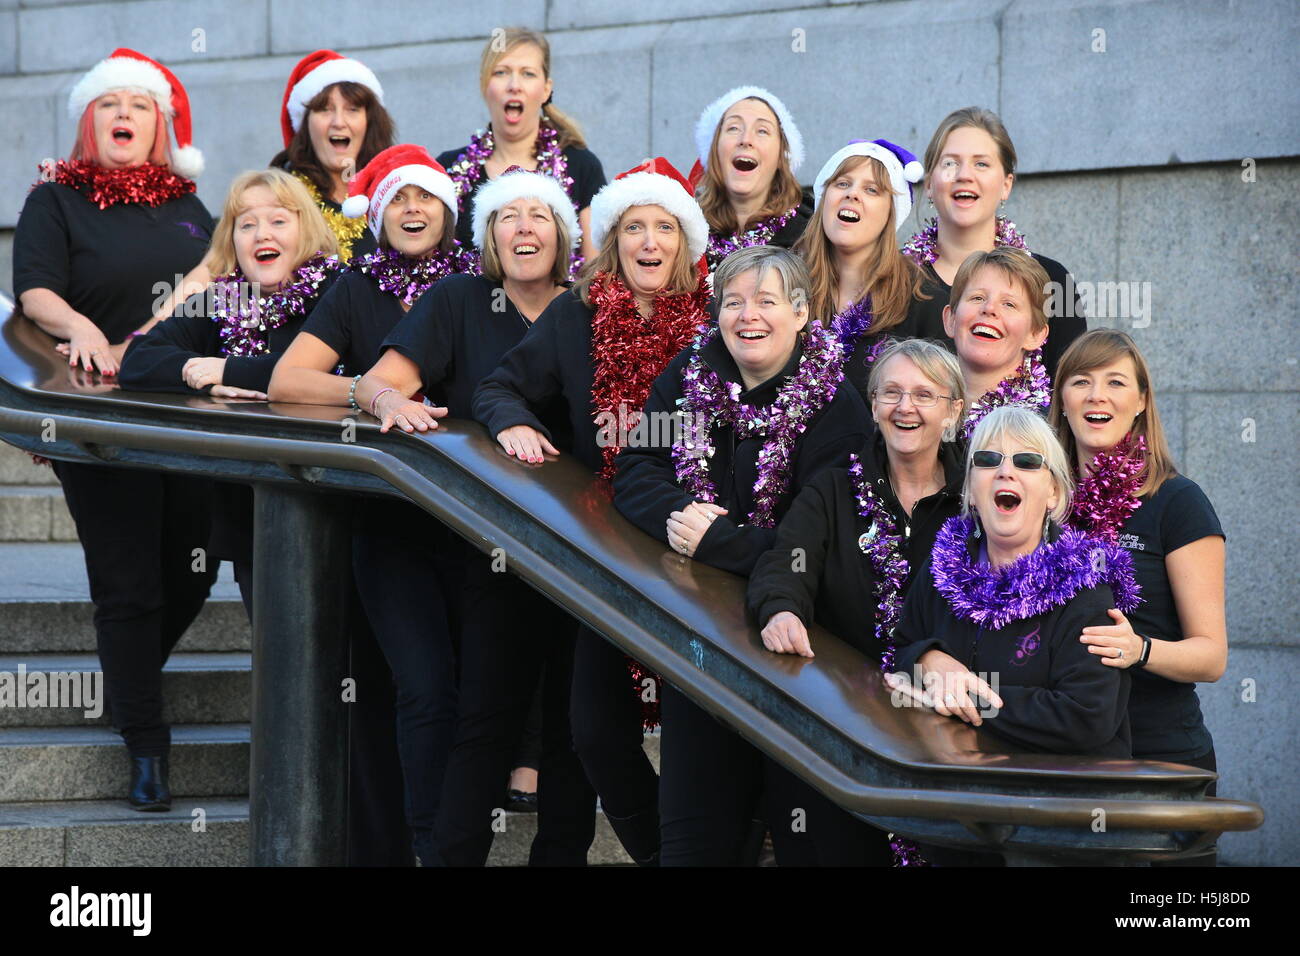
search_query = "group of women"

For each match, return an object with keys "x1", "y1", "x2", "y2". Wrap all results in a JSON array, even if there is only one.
[{"x1": 11, "y1": 29, "x2": 1227, "y2": 867}]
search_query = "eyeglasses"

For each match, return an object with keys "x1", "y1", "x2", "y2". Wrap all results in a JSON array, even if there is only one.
[
  {"x1": 873, "y1": 387, "x2": 955, "y2": 408},
  {"x1": 971, "y1": 450, "x2": 1046, "y2": 470}
]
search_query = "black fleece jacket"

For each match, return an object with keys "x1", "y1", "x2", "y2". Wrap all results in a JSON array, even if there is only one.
[
  {"x1": 612, "y1": 332, "x2": 870, "y2": 577},
  {"x1": 747, "y1": 430, "x2": 964, "y2": 653}
]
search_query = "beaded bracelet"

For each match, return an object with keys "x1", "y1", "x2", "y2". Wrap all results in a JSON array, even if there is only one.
[
  {"x1": 370, "y1": 387, "x2": 396, "y2": 416},
  {"x1": 347, "y1": 374, "x2": 363, "y2": 411}
]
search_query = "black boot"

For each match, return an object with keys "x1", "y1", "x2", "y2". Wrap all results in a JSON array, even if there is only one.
[{"x1": 128, "y1": 755, "x2": 171, "y2": 811}]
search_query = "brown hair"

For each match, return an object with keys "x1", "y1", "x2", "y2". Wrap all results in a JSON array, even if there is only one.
[
  {"x1": 920, "y1": 106, "x2": 1017, "y2": 222},
  {"x1": 479, "y1": 205, "x2": 573, "y2": 285},
  {"x1": 573, "y1": 210, "x2": 698, "y2": 306},
  {"x1": 480, "y1": 28, "x2": 586, "y2": 151},
  {"x1": 793, "y1": 154, "x2": 927, "y2": 330},
  {"x1": 1049, "y1": 329, "x2": 1176, "y2": 498},
  {"x1": 71, "y1": 98, "x2": 169, "y2": 167},
  {"x1": 269, "y1": 82, "x2": 396, "y2": 200},
  {"x1": 948, "y1": 247, "x2": 1049, "y2": 335},
  {"x1": 207, "y1": 169, "x2": 338, "y2": 277},
  {"x1": 695, "y1": 96, "x2": 804, "y2": 235}
]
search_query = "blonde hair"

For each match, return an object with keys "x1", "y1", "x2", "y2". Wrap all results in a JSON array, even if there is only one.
[
  {"x1": 920, "y1": 106, "x2": 1017, "y2": 223},
  {"x1": 573, "y1": 210, "x2": 698, "y2": 306},
  {"x1": 479, "y1": 28, "x2": 586, "y2": 151},
  {"x1": 695, "y1": 96, "x2": 803, "y2": 235},
  {"x1": 866, "y1": 339, "x2": 966, "y2": 442},
  {"x1": 962, "y1": 405, "x2": 1073, "y2": 525},
  {"x1": 794, "y1": 154, "x2": 928, "y2": 330},
  {"x1": 207, "y1": 169, "x2": 338, "y2": 277},
  {"x1": 1049, "y1": 329, "x2": 1175, "y2": 498},
  {"x1": 949, "y1": 248, "x2": 1049, "y2": 335},
  {"x1": 479, "y1": 204, "x2": 573, "y2": 285}
]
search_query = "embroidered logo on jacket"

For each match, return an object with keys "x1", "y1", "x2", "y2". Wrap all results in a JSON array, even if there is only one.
[{"x1": 1010, "y1": 624, "x2": 1042, "y2": 666}]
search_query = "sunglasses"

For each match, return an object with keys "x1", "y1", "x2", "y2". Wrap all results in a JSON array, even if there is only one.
[{"x1": 971, "y1": 450, "x2": 1046, "y2": 470}]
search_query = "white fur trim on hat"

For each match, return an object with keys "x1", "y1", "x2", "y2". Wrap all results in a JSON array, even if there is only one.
[
  {"x1": 286, "y1": 57, "x2": 384, "y2": 135},
  {"x1": 693, "y1": 85, "x2": 804, "y2": 176},
  {"x1": 812, "y1": 143, "x2": 924, "y2": 232},
  {"x1": 470, "y1": 171, "x2": 581, "y2": 251},
  {"x1": 349, "y1": 164, "x2": 459, "y2": 241},
  {"x1": 589, "y1": 172, "x2": 709, "y2": 262},
  {"x1": 68, "y1": 57, "x2": 172, "y2": 119}
]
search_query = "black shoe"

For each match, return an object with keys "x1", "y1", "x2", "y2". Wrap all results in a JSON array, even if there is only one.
[
  {"x1": 128, "y1": 755, "x2": 171, "y2": 811},
  {"x1": 506, "y1": 789, "x2": 539, "y2": 813}
]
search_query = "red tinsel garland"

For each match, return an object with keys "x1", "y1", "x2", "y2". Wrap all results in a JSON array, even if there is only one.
[{"x1": 38, "y1": 159, "x2": 196, "y2": 209}]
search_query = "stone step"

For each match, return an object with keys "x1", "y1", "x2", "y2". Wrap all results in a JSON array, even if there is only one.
[
  {"x1": 0, "y1": 442, "x2": 60, "y2": 486},
  {"x1": 0, "y1": 485, "x2": 76, "y2": 542},
  {"x1": 0, "y1": 724, "x2": 248, "y2": 802},
  {"x1": 0, "y1": 653, "x2": 250, "y2": 728},
  {"x1": 0, "y1": 542, "x2": 250, "y2": 653},
  {"x1": 0, "y1": 797, "x2": 249, "y2": 867}
]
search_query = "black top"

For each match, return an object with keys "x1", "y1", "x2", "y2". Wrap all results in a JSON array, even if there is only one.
[
  {"x1": 705, "y1": 186, "x2": 815, "y2": 271},
  {"x1": 382, "y1": 273, "x2": 569, "y2": 441},
  {"x1": 471, "y1": 288, "x2": 609, "y2": 471},
  {"x1": 837, "y1": 282, "x2": 952, "y2": 402},
  {"x1": 299, "y1": 271, "x2": 407, "y2": 376},
  {"x1": 611, "y1": 333, "x2": 870, "y2": 577},
  {"x1": 1118, "y1": 474, "x2": 1224, "y2": 760},
  {"x1": 13, "y1": 182, "x2": 214, "y2": 343},
  {"x1": 910, "y1": 253, "x2": 1086, "y2": 379},
  {"x1": 119, "y1": 271, "x2": 342, "y2": 394},
  {"x1": 747, "y1": 430, "x2": 965, "y2": 652},
  {"x1": 436, "y1": 142, "x2": 606, "y2": 248},
  {"x1": 892, "y1": 529, "x2": 1132, "y2": 758}
]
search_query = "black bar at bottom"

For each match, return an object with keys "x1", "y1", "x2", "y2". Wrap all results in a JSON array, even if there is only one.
[{"x1": 248, "y1": 483, "x2": 351, "y2": 866}]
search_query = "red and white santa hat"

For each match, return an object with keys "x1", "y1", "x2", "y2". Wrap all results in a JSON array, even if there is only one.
[
  {"x1": 281, "y1": 49, "x2": 384, "y2": 147},
  {"x1": 341, "y1": 144, "x2": 458, "y2": 241},
  {"x1": 67, "y1": 48, "x2": 204, "y2": 179},
  {"x1": 589, "y1": 158, "x2": 709, "y2": 261},
  {"x1": 471, "y1": 168, "x2": 582, "y2": 251},
  {"x1": 694, "y1": 85, "x2": 804, "y2": 176}
]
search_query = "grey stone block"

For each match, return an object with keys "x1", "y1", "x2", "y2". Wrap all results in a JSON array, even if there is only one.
[
  {"x1": 649, "y1": 0, "x2": 1001, "y2": 186},
  {"x1": 1183, "y1": 392, "x2": 1299, "y2": 647},
  {"x1": 1003, "y1": 0, "x2": 1300, "y2": 174},
  {"x1": 1116, "y1": 160, "x2": 1300, "y2": 394},
  {"x1": 1000, "y1": 170, "x2": 1120, "y2": 299},
  {"x1": 18, "y1": 0, "x2": 269, "y2": 73},
  {"x1": 0, "y1": 441, "x2": 59, "y2": 486},
  {"x1": 0, "y1": 824, "x2": 64, "y2": 867},
  {"x1": 0, "y1": 487, "x2": 52, "y2": 541},
  {"x1": 0, "y1": 12, "x2": 16, "y2": 75},
  {"x1": 66, "y1": 816, "x2": 247, "y2": 866},
  {"x1": 0, "y1": 598, "x2": 251, "y2": 654},
  {"x1": 268, "y1": 0, "x2": 543, "y2": 56},
  {"x1": 0, "y1": 90, "x2": 59, "y2": 228},
  {"x1": 1195, "y1": 646, "x2": 1299, "y2": 865},
  {"x1": 548, "y1": 0, "x2": 823, "y2": 31}
]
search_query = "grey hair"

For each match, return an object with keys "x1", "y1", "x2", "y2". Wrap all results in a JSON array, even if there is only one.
[
  {"x1": 961, "y1": 405, "x2": 1074, "y2": 524},
  {"x1": 866, "y1": 338, "x2": 966, "y2": 442},
  {"x1": 713, "y1": 244, "x2": 810, "y2": 317}
]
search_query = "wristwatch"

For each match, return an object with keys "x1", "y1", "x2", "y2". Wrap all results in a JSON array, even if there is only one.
[{"x1": 1131, "y1": 634, "x2": 1152, "y2": 669}]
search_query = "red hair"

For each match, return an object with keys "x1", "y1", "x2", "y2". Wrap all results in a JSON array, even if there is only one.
[{"x1": 71, "y1": 99, "x2": 169, "y2": 167}]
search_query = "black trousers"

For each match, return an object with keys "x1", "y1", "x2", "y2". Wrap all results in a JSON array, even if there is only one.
[
  {"x1": 434, "y1": 558, "x2": 596, "y2": 865},
  {"x1": 350, "y1": 501, "x2": 460, "y2": 865},
  {"x1": 570, "y1": 626, "x2": 660, "y2": 864},
  {"x1": 52, "y1": 460, "x2": 217, "y2": 757},
  {"x1": 659, "y1": 686, "x2": 891, "y2": 866}
]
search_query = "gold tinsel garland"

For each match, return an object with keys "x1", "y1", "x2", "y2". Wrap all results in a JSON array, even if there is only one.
[{"x1": 292, "y1": 171, "x2": 368, "y2": 260}]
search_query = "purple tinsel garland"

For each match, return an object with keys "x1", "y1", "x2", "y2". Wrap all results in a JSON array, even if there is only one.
[
  {"x1": 212, "y1": 253, "x2": 344, "y2": 357},
  {"x1": 961, "y1": 348, "x2": 1052, "y2": 441},
  {"x1": 349, "y1": 243, "x2": 481, "y2": 308},
  {"x1": 672, "y1": 324, "x2": 846, "y2": 528},
  {"x1": 705, "y1": 206, "x2": 799, "y2": 270},
  {"x1": 929, "y1": 515, "x2": 1141, "y2": 631},
  {"x1": 445, "y1": 122, "x2": 574, "y2": 216},
  {"x1": 901, "y1": 215, "x2": 1030, "y2": 268},
  {"x1": 1067, "y1": 434, "x2": 1147, "y2": 541}
]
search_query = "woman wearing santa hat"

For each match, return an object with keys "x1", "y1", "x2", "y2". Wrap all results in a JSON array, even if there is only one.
[
  {"x1": 691, "y1": 86, "x2": 813, "y2": 273},
  {"x1": 351, "y1": 168, "x2": 593, "y2": 864},
  {"x1": 12, "y1": 48, "x2": 215, "y2": 810},
  {"x1": 795, "y1": 138, "x2": 948, "y2": 400},
  {"x1": 472, "y1": 158, "x2": 712, "y2": 865},
  {"x1": 264, "y1": 146, "x2": 475, "y2": 864},
  {"x1": 272, "y1": 49, "x2": 396, "y2": 260},
  {"x1": 903, "y1": 107, "x2": 1085, "y2": 377},
  {"x1": 438, "y1": 27, "x2": 605, "y2": 265}
]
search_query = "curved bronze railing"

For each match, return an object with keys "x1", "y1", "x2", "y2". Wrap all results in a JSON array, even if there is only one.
[{"x1": 0, "y1": 293, "x2": 1263, "y2": 865}]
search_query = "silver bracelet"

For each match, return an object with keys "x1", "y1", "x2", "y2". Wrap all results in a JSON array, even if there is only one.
[{"x1": 347, "y1": 374, "x2": 362, "y2": 411}]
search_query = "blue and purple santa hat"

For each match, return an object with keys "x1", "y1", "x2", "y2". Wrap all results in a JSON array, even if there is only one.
[{"x1": 812, "y1": 139, "x2": 924, "y2": 230}]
